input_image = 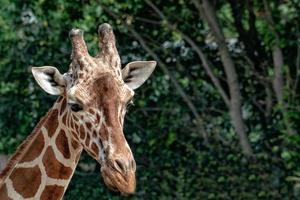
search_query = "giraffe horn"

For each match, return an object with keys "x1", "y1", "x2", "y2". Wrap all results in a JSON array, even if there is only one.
[
  {"x1": 69, "y1": 28, "x2": 89, "y2": 59},
  {"x1": 98, "y1": 23, "x2": 121, "y2": 69}
]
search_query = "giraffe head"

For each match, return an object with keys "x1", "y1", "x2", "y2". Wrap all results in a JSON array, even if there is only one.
[{"x1": 30, "y1": 23, "x2": 156, "y2": 194}]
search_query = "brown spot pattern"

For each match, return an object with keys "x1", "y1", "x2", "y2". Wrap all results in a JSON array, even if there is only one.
[
  {"x1": 42, "y1": 147, "x2": 73, "y2": 179},
  {"x1": 73, "y1": 115, "x2": 79, "y2": 122},
  {"x1": 85, "y1": 134, "x2": 90, "y2": 147},
  {"x1": 93, "y1": 130, "x2": 97, "y2": 138},
  {"x1": 11, "y1": 166, "x2": 41, "y2": 198},
  {"x1": 88, "y1": 109, "x2": 95, "y2": 115},
  {"x1": 71, "y1": 131, "x2": 79, "y2": 141},
  {"x1": 79, "y1": 125, "x2": 85, "y2": 140},
  {"x1": 62, "y1": 113, "x2": 67, "y2": 125},
  {"x1": 40, "y1": 185, "x2": 65, "y2": 200},
  {"x1": 74, "y1": 123, "x2": 79, "y2": 131},
  {"x1": 59, "y1": 98, "x2": 67, "y2": 116},
  {"x1": 71, "y1": 120, "x2": 75, "y2": 129},
  {"x1": 45, "y1": 109, "x2": 59, "y2": 137},
  {"x1": 20, "y1": 131, "x2": 44, "y2": 163},
  {"x1": 71, "y1": 139, "x2": 80, "y2": 150},
  {"x1": 96, "y1": 113, "x2": 100, "y2": 124},
  {"x1": 0, "y1": 184, "x2": 12, "y2": 200},
  {"x1": 55, "y1": 130, "x2": 71, "y2": 159},
  {"x1": 66, "y1": 113, "x2": 70, "y2": 127},
  {"x1": 86, "y1": 122, "x2": 92, "y2": 131},
  {"x1": 68, "y1": 114, "x2": 73, "y2": 128},
  {"x1": 56, "y1": 96, "x2": 64, "y2": 103},
  {"x1": 91, "y1": 143, "x2": 99, "y2": 158}
]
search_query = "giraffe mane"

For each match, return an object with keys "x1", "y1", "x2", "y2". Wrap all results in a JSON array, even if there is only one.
[{"x1": 0, "y1": 109, "x2": 52, "y2": 185}]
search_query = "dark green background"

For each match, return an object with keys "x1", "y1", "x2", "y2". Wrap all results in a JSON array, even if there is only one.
[{"x1": 0, "y1": 0, "x2": 299, "y2": 199}]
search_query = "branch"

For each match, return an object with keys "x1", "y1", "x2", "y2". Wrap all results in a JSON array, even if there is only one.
[
  {"x1": 145, "y1": 0, "x2": 230, "y2": 106},
  {"x1": 135, "y1": 17, "x2": 161, "y2": 25},
  {"x1": 292, "y1": 25, "x2": 300, "y2": 100},
  {"x1": 263, "y1": 0, "x2": 284, "y2": 104},
  {"x1": 192, "y1": 0, "x2": 253, "y2": 156},
  {"x1": 192, "y1": 0, "x2": 224, "y2": 41},
  {"x1": 242, "y1": 54, "x2": 273, "y2": 118},
  {"x1": 263, "y1": 0, "x2": 295, "y2": 135}
]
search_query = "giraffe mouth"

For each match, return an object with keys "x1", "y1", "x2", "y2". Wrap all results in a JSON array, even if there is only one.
[{"x1": 101, "y1": 165, "x2": 136, "y2": 195}]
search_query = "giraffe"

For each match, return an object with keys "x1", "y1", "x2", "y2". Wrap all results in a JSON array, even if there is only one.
[{"x1": 0, "y1": 23, "x2": 156, "y2": 200}]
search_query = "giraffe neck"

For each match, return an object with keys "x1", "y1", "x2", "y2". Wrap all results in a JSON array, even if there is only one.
[{"x1": 0, "y1": 97, "x2": 83, "y2": 200}]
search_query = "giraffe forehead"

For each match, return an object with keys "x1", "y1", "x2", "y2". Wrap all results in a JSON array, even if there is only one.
[
  {"x1": 90, "y1": 73, "x2": 133, "y2": 101},
  {"x1": 67, "y1": 72, "x2": 134, "y2": 107},
  {"x1": 70, "y1": 56, "x2": 121, "y2": 82},
  {"x1": 69, "y1": 63, "x2": 121, "y2": 90}
]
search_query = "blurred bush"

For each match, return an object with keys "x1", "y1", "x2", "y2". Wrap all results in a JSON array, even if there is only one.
[{"x1": 0, "y1": 0, "x2": 300, "y2": 199}]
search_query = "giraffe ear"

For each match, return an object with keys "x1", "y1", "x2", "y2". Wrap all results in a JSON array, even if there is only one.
[
  {"x1": 122, "y1": 61, "x2": 156, "y2": 90},
  {"x1": 31, "y1": 66, "x2": 66, "y2": 95}
]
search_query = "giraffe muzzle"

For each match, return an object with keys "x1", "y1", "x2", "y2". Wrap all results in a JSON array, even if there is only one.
[{"x1": 101, "y1": 159, "x2": 136, "y2": 195}]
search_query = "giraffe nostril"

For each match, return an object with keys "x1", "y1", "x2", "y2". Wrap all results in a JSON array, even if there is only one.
[
  {"x1": 131, "y1": 159, "x2": 136, "y2": 171},
  {"x1": 114, "y1": 159, "x2": 127, "y2": 173}
]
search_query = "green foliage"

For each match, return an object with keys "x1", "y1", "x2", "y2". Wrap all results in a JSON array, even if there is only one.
[{"x1": 1, "y1": 0, "x2": 300, "y2": 199}]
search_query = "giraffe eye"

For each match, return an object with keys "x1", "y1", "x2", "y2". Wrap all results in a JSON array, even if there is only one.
[{"x1": 68, "y1": 103, "x2": 83, "y2": 112}]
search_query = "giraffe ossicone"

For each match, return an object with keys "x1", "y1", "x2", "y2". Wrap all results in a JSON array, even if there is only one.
[{"x1": 0, "y1": 23, "x2": 156, "y2": 200}]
